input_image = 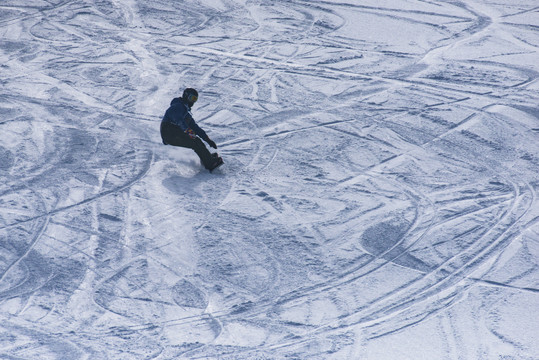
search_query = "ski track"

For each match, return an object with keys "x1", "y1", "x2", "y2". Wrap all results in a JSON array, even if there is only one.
[{"x1": 0, "y1": 0, "x2": 538, "y2": 359}]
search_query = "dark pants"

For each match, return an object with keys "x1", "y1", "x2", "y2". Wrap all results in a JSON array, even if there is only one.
[{"x1": 160, "y1": 122, "x2": 214, "y2": 169}]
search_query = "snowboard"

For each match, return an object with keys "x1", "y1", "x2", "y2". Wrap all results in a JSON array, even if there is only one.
[{"x1": 209, "y1": 153, "x2": 224, "y2": 173}]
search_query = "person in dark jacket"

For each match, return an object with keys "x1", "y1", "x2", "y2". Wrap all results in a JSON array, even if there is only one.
[{"x1": 160, "y1": 88, "x2": 223, "y2": 172}]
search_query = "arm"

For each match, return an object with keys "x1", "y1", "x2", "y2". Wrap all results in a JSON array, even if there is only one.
[
  {"x1": 187, "y1": 116, "x2": 209, "y2": 141},
  {"x1": 190, "y1": 118, "x2": 217, "y2": 149}
]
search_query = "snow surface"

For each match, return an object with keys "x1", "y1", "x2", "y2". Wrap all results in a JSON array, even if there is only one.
[{"x1": 1, "y1": 0, "x2": 538, "y2": 359}]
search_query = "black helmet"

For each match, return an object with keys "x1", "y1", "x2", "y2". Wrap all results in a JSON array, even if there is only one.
[{"x1": 182, "y1": 88, "x2": 198, "y2": 106}]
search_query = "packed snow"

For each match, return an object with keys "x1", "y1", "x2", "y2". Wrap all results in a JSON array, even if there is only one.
[{"x1": 1, "y1": 0, "x2": 538, "y2": 359}]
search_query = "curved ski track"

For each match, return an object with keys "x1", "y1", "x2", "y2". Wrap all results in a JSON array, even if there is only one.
[{"x1": 0, "y1": 0, "x2": 537, "y2": 359}]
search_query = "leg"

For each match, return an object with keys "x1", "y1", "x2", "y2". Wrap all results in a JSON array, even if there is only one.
[
  {"x1": 161, "y1": 122, "x2": 215, "y2": 169},
  {"x1": 190, "y1": 137, "x2": 215, "y2": 169}
]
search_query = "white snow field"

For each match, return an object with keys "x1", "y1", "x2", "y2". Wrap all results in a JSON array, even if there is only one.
[{"x1": 1, "y1": 0, "x2": 538, "y2": 359}]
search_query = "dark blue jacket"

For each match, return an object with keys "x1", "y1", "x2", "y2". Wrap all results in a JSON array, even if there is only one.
[{"x1": 161, "y1": 98, "x2": 209, "y2": 140}]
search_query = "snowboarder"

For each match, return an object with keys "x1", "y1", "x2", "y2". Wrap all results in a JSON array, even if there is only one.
[{"x1": 160, "y1": 88, "x2": 223, "y2": 172}]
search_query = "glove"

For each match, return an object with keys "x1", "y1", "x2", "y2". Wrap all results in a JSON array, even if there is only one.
[{"x1": 206, "y1": 138, "x2": 217, "y2": 149}]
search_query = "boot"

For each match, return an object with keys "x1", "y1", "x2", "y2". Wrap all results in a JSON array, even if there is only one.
[{"x1": 208, "y1": 156, "x2": 224, "y2": 172}]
